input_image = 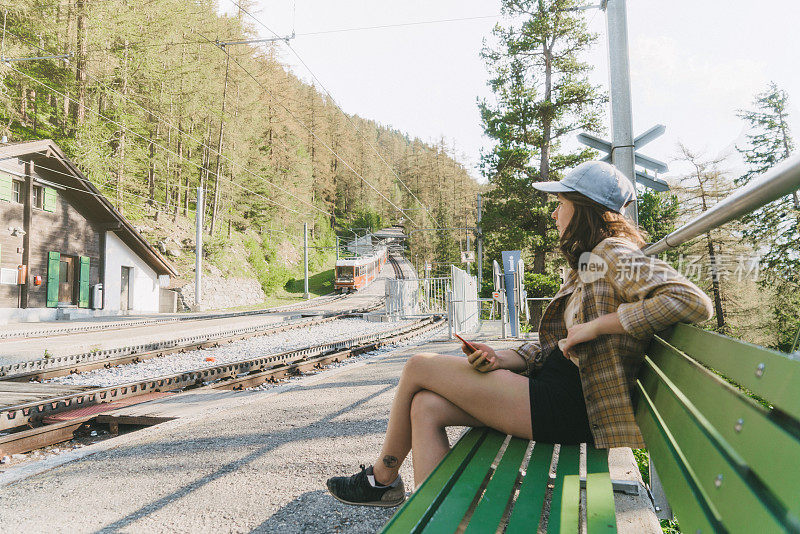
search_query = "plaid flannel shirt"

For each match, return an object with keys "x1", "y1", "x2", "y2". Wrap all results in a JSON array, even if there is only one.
[{"x1": 514, "y1": 237, "x2": 714, "y2": 449}]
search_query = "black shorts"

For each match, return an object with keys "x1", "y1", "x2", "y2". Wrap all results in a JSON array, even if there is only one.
[{"x1": 529, "y1": 347, "x2": 594, "y2": 445}]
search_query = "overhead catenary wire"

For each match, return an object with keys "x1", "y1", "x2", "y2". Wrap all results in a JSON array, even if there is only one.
[
  {"x1": 195, "y1": 30, "x2": 423, "y2": 227},
  {"x1": 3, "y1": 29, "x2": 327, "y2": 220},
  {"x1": 230, "y1": 0, "x2": 447, "y2": 228},
  {"x1": 0, "y1": 8, "x2": 499, "y2": 55}
]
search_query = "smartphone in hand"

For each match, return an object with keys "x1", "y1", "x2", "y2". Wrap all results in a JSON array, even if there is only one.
[{"x1": 454, "y1": 333, "x2": 479, "y2": 353}]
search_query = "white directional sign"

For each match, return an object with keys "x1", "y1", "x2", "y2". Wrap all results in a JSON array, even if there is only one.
[{"x1": 577, "y1": 125, "x2": 670, "y2": 192}]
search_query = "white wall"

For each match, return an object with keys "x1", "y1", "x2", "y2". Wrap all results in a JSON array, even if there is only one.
[{"x1": 104, "y1": 231, "x2": 160, "y2": 313}]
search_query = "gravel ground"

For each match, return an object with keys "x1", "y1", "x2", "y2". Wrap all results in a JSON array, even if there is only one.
[
  {"x1": 47, "y1": 318, "x2": 415, "y2": 388},
  {"x1": 0, "y1": 335, "x2": 461, "y2": 533}
]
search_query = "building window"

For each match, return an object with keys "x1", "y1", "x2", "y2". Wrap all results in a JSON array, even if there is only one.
[
  {"x1": 12, "y1": 181, "x2": 21, "y2": 203},
  {"x1": 32, "y1": 185, "x2": 43, "y2": 209}
]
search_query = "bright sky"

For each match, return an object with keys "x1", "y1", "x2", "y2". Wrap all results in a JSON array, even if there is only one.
[{"x1": 219, "y1": 0, "x2": 800, "y2": 183}]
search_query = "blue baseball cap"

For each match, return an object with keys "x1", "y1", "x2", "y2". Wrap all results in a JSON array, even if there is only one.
[{"x1": 532, "y1": 161, "x2": 636, "y2": 213}]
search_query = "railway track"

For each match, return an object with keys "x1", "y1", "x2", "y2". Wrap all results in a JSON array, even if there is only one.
[
  {"x1": 0, "y1": 315, "x2": 445, "y2": 456},
  {"x1": 0, "y1": 291, "x2": 350, "y2": 341},
  {"x1": 0, "y1": 295, "x2": 387, "y2": 381}
]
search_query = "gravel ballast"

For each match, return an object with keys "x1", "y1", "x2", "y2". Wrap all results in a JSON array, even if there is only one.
[{"x1": 47, "y1": 318, "x2": 414, "y2": 387}]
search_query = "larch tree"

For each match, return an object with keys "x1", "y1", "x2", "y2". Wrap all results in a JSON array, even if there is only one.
[{"x1": 736, "y1": 83, "x2": 800, "y2": 351}]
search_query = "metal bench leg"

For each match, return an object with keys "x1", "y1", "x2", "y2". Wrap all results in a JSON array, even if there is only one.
[
  {"x1": 579, "y1": 478, "x2": 640, "y2": 495},
  {"x1": 648, "y1": 456, "x2": 673, "y2": 520}
]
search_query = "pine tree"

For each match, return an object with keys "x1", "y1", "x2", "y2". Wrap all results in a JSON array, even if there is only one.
[{"x1": 478, "y1": 0, "x2": 605, "y2": 282}]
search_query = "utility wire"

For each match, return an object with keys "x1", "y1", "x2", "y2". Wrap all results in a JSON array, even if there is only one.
[
  {"x1": 3, "y1": 29, "x2": 325, "y2": 219},
  {"x1": 0, "y1": 160, "x2": 200, "y2": 215},
  {"x1": 3, "y1": 64, "x2": 304, "y2": 217},
  {"x1": 0, "y1": 11, "x2": 500, "y2": 60},
  {"x1": 196, "y1": 30, "x2": 422, "y2": 227},
  {"x1": 0, "y1": 158, "x2": 307, "y2": 240},
  {"x1": 230, "y1": 0, "x2": 443, "y2": 228}
]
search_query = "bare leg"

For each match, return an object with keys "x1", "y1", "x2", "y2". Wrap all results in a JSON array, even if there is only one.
[
  {"x1": 372, "y1": 352, "x2": 531, "y2": 486},
  {"x1": 410, "y1": 390, "x2": 482, "y2": 486}
]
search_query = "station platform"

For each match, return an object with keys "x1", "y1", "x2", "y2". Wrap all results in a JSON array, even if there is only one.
[
  {"x1": 0, "y1": 336, "x2": 659, "y2": 533},
  {"x1": 0, "y1": 262, "x2": 395, "y2": 367}
]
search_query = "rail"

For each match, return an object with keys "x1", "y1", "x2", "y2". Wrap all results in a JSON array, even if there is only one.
[{"x1": 644, "y1": 153, "x2": 800, "y2": 255}]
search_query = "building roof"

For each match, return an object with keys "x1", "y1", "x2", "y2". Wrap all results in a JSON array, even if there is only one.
[{"x1": 0, "y1": 139, "x2": 177, "y2": 276}]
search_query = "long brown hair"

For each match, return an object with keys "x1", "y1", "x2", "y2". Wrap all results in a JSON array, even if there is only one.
[{"x1": 559, "y1": 191, "x2": 647, "y2": 270}]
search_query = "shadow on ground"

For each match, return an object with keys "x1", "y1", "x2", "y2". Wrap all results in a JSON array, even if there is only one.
[{"x1": 251, "y1": 489, "x2": 400, "y2": 533}]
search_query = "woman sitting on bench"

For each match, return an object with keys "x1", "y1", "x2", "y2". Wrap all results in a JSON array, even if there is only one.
[{"x1": 326, "y1": 160, "x2": 714, "y2": 508}]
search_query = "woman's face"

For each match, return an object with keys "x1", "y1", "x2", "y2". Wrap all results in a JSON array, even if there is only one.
[{"x1": 552, "y1": 194, "x2": 574, "y2": 237}]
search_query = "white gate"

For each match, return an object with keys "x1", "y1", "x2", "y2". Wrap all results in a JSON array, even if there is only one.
[{"x1": 450, "y1": 265, "x2": 479, "y2": 333}]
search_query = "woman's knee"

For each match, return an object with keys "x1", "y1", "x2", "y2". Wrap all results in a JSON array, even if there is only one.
[
  {"x1": 410, "y1": 390, "x2": 448, "y2": 425},
  {"x1": 403, "y1": 352, "x2": 438, "y2": 378}
]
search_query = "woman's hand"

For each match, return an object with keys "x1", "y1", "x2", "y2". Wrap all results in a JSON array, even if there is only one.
[
  {"x1": 559, "y1": 312, "x2": 626, "y2": 359},
  {"x1": 461, "y1": 342, "x2": 499, "y2": 373},
  {"x1": 559, "y1": 322, "x2": 600, "y2": 360},
  {"x1": 461, "y1": 343, "x2": 527, "y2": 373}
]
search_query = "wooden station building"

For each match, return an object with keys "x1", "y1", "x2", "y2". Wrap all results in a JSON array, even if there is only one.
[{"x1": 0, "y1": 139, "x2": 177, "y2": 324}]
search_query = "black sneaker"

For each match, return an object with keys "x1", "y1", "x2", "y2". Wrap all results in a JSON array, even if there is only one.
[{"x1": 326, "y1": 464, "x2": 406, "y2": 507}]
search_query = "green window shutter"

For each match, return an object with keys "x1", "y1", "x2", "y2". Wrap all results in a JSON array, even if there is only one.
[
  {"x1": 0, "y1": 173, "x2": 12, "y2": 202},
  {"x1": 78, "y1": 256, "x2": 90, "y2": 308},
  {"x1": 47, "y1": 251, "x2": 60, "y2": 308},
  {"x1": 43, "y1": 187, "x2": 57, "y2": 212}
]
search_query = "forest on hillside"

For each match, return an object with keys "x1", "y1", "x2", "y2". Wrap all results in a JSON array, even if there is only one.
[{"x1": 0, "y1": 0, "x2": 482, "y2": 293}]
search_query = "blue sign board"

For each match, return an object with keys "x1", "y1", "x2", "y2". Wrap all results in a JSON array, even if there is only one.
[{"x1": 501, "y1": 251, "x2": 522, "y2": 337}]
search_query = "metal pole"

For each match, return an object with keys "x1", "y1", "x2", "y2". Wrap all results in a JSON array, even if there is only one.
[
  {"x1": 501, "y1": 289, "x2": 507, "y2": 339},
  {"x1": 335, "y1": 236, "x2": 339, "y2": 261},
  {"x1": 447, "y1": 290, "x2": 454, "y2": 340},
  {"x1": 194, "y1": 187, "x2": 204, "y2": 309},
  {"x1": 466, "y1": 233, "x2": 471, "y2": 276},
  {"x1": 605, "y1": 0, "x2": 638, "y2": 224},
  {"x1": 303, "y1": 222, "x2": 309, "y2": 299},
  {"x1": 476, "y1": 194, "x2": 483, "y2": 288}
]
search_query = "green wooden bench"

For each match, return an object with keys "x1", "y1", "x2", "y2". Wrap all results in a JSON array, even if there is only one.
[
  {"x1": 380, "y1": 428, "x2": 615, "y2": 533},
  {"x1": 636, "y1": 323, "x2": 800, "y2": 533},
  {"x1": 381, "y1": 323, "x2": 800, "y2": 533}
]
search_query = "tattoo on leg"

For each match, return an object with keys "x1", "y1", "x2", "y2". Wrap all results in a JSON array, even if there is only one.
[{"x1": 382, "y1": 455, "x2": 399, "y2": 468}]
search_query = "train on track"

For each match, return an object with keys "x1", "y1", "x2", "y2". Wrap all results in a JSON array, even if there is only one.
[{"x1": 334, "y1": 245, "x2": 388, "y2": 292}]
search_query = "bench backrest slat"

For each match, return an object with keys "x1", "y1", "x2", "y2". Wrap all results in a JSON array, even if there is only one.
[
  {"x1": 648, "y1": 336, "x2": 800, "y2": 518},
  {"x1": 638, "y1": 324, "x2": 800, "y2": 533},
  {"x1": 423, "y1": 431, "x2": 507, "y2": 531},
  {"x1": 666, "y1": 323, "x2": 800, "y2": 419},
  {"x1": 638, "y1": 357, "x2": 788, "y2": 531},
  {"x1": 636, "y1": 381, "x2": 724, "y2": 533},
  {"x1": 463, "y1": 437, "x2": 529, "y2": 533},
  {"x1": 381, "y1": 427, "x2": 488, "y2": 533},
  {"x1": 504, "y1": 442, "x2": 556, "y2": 532},
  {"x1": 586, "y1": 448, "x2": 617, "y2": 533}
]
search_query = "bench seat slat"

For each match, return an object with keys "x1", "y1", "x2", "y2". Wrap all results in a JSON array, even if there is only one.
[
  {"x1": 547, "y1": 445, "x2": 580, "y2": 533},
  {"x1": 649, "y1": 336, "x2": 800, "y2": 518},
  {"x1": 664, "y1": 324, "x2": 800, "y2": 420},
  {"x1": 639, "y1": 358, "x2": 793, "y2": 532},
  {"x1": 423, "y1": 430, "x2": 507, "y2": 532},
  {"x1": 505, "y1": 442, "x2": 556, "y2": 532},
  {"x1": 586, "y1": 448, "x2": 617, "y2": 533},
  {"x1": 381, "y1": 427, "x2": 488, "y2": 534},
  {"x1": 635, "y1": 381, "x2": 722, "y2": 533},
  {"x1": 463, "y1": 436, "x2": 530, "y2": 533}
]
